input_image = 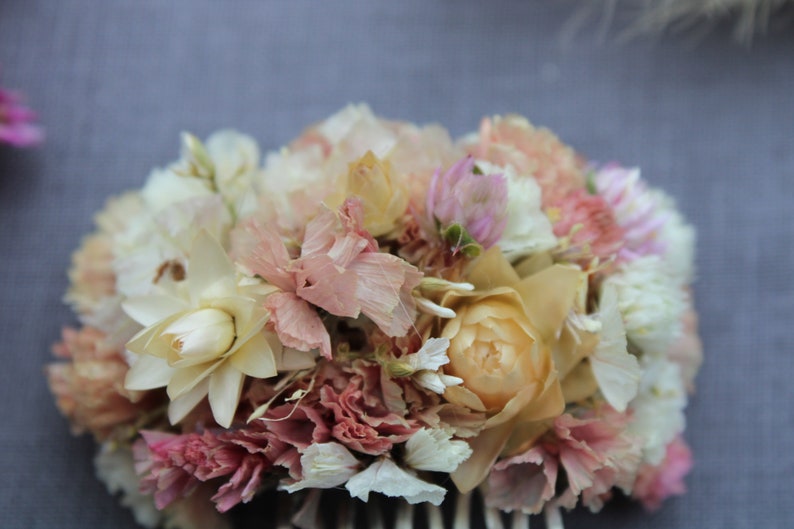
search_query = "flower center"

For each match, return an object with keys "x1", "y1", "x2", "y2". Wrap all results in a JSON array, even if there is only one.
[{"x1": 165, "y1": 308, "x2": 236, "y2": 362}]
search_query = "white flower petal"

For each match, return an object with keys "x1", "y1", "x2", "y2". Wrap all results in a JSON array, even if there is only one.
[
  {"x1": 404, "y1": 429, "x2": 472, "y2": 473},
  {"x1": 125, "y1": 355, "x2": 175, "y2": 390},
  {"x1": 208, "y1": 361, "x2": 245, "y2": 427},
  {"x1": 590, "y1": 283, "x2": 641, "y2": 412},
  {"x1": 345, "y1": 458, "x2": 446, "y2": 506},
  {"x1": 408, "y1": 338, "x2": 451, "y2": 372},
  {"x1": 282, "y1": 443, "x2": 360, "y2": 493}
]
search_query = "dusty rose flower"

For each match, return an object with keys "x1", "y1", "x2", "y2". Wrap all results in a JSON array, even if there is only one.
[
  {"x1": 632, "y1": 436, "x2": 693, "y2": 510},
  {"x1": 47, "y1": 326, "x2": 155, "y2": 440},
  {"x1": 135, "y1": 428, "x2": 274, "y2": 513},
  {"x1": 462, "y1": 115, "x2": 586, "y2": 208},
  {"x1": 439, "y1": 247, "x2": 596, "y2": 492},
  {"x1": 319, "y1": 361, "x2": 418, "y2": 455},
  {"x1": 486, "y1": 407, "x2": 642, "y2": 514},
  {"x1": 0, "y1": 81, "x2": 43, "y2": 147},
  {"x1": 550, "y1": 188, "x2": 625, "y2": 264}
]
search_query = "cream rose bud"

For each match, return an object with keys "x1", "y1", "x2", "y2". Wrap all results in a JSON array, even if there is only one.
[{"x1": 163, "y1": 308, "x2": 235, "y2": 362}]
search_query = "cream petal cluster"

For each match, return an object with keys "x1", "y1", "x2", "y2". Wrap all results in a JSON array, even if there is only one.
[
  {"x1": 123, "y1": 231, "x2": 278, "y2": 428},
  {"x1": 345, "y1": 458, "x2": 446, "y2": 506}
]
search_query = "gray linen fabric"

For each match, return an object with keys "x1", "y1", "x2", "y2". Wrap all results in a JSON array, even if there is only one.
[{"x1": 1, "y1": 1, "x2": 792, "y2": 528}]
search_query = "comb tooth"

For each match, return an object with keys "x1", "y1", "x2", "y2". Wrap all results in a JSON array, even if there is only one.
[
  {"x1": 367, "y1": 498, "x2": 386, "y2": 529},
  {"x1": 544, "y1": 506, "x2": 564, "y2": 529},
  {"x1": 453, "y1": 491, "x2": 472, "y2": 529},
  {"x1": 276, "y1": 493, "x2": 292, "y2": 529},
  {"x1": 510, "y1": 510, "x2": 531, "y2": 529},
  {"x1": 425, "y1": 501, "x2": 445, "y2": 529},
  {"x1": 394, "y1": 502, "x2": 414, "y2": 529},
  {"x1": 484, "y1": 506, "x2": 504, "y2": 529},
  {"x1": 337, "y1": 498, "x2": 355, "y2": 529}
]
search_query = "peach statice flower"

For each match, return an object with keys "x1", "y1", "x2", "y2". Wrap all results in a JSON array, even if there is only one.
[
  {"x1": 0, "y1": 79, "x2": 43, "y2": 147},
  {"x1": 47, "y1": 326, "x2": 158, "y2": 440}
]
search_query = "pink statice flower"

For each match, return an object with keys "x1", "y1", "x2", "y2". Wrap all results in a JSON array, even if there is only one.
[
  {"x1": 0, "y1": 81, "x2": 43, "y2": 147},
  {"x1": 632, "y1": 436, "x2": 693, "y2": 510},
  {"x1": 426, "y1": 155, "x2": 508, "y2": 255},
  {"x1": 135, "y1": 428, "x2": 275, "y2": 513},
  {"x1": 485, "y1": 407, "x2": 642, "y2": 514},
  {"x1": 47, "y1": 326, "x2": 158, "y2": 440},
  {"x1": 241, "y1": 198, "x2": 422, "y2": 359},
  {"x1": 550, "y1": 188, "x2": 625, "y2": 264},
  {"x1": 595, "y1": 164, "x2": 670, "y2": 261}
]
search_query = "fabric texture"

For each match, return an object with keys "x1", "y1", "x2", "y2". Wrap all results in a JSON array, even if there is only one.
[{"x1": 1, "y1": 1, "x2": 792, "y2": 528}]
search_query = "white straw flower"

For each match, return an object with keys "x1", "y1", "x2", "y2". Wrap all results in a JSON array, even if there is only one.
[
  {"x1": 603, "y1": 255, "x2": 687, "y2": 356},
  {"x1": 404, "y1": 428, "x2": 472, "y2": 473},
  {"x1": 123, "y1": 231, "x2": 278, "y2": 428},
  {"x1": 628, "y1": 356, "x2": 687, "y2": 465}
]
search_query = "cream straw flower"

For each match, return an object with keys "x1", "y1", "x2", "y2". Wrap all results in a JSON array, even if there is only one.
[{"x1": 123, "y1": 231, "x2": 278, "y2": 428}]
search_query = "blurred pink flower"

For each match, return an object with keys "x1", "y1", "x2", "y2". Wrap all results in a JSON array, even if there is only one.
[
  {"x1": 596, "y1": 164, "x2": 669, "y2": 260},
  {"x1": 632, "y1": 436, "x2": 693, "y2": 510},
  {"x1": 426, "y1": 155, "x2": 508, "y2": 253},
  {"x1": 135, "y1": 428, "x2": 274, "y2": 513},
  {"x1": 47, "y1": 326, "x2": 155, "y2": 440},
  {"x1": 551, "y1": 188, "x2": 625, "y2": 263},
  {"x1": 486, "y1": 407, "x2": 641, "y2": 514},
  {"x1": 0, "y1": 81, "x2": 43, "y2": 147},
  {"x1": 464, "y1": 115, "x2": 586, "y2": 208}
]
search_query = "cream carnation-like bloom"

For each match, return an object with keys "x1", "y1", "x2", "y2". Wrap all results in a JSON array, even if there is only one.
[{"x1": 123, "y1": 231, "x2": 278, "y2": 428}]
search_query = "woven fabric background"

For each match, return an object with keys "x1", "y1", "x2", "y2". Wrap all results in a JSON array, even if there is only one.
[{"x1": 1, "y1": 1, "x2": 792, "y2": 528}]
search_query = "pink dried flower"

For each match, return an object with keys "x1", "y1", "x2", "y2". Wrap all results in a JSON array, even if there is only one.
[
  {"x1": 47, "y1": 326, "x2": 155, "y2": 440},
  {"x1": 0, "y1": 81, "x2": 43, "y2": 147},
  {"x1": 632, "y1": 436, "x2": 693, "y2": 510},
  {"x1": 319, "y1": 360, "x2": 419, "y2": 455},
  {"x1": 243, "y1": 198, "x2": 422, "y2": 359},
  {"x1": 550, "y1": 188, "x2": 625, "y2": 263},
  {"x1": 486, "y1": 407, "x2": 641, "y2": 514},
  {"x1": 135, "y1": 428, "x2": 273, "y2": 513},
  {"x1": 426, "y1": 155, "x2": 508, "y2": 254}
]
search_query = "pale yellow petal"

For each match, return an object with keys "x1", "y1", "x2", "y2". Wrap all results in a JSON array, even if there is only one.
[
  {"x1": 229, "y1": 333, "x2": 277, "y2": 379},
  {"x1": 513, "y1": 264, "x2": 583, "y2": 342},
  {"x1": 451, "y1": 420, "x2": 513, "y2": 493},
  {"x1": 208, "y1": 362, "x2": 245, "y2": 428},
  {"x1": 188, "y1": 230, "x2": 237, "y2": 304},
  {"x1": 125, "y1": 355, "x2": 175, "y2": 390},
  {"x1": 166, "y1": 362, "x2": 219, "y2": 399},
  {"x1": 465, "y1": 246, "x2": 521, "y2": 290},
  {"x1": 122, "y1": 296, "x2": 190, "y2": 327}
]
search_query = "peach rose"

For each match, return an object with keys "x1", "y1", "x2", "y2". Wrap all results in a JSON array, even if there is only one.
[{"x1": 439, "y1": 247, "x2": 598, "y2": 492}]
